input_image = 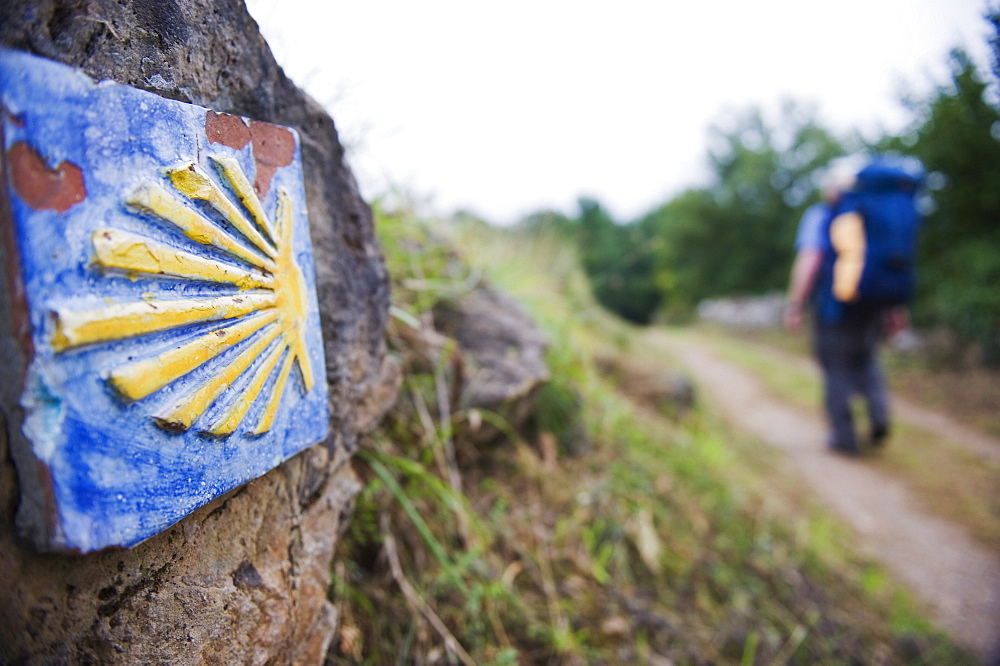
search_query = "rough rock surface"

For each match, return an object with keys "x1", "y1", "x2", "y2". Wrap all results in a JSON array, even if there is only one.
[
  {"x1": 595, "y1": 351, "x2": 695, "y2": 417},
  {"x1": 387, "y1": 281, "x2": 550, "y2": 448},
  {"x1": 0, "y1": 427, "x2": 362, "y2": 664},
  {"x1": 432, "y1": 285, "x2": 549, "y2": 421},
  {"x1": 0, "y1": 0, "x2": 398, "y2": 662}
]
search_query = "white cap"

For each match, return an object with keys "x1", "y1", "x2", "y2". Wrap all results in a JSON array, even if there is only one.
[{"x1": 819, "y1": 155, "x2": 865, "y2": 201}]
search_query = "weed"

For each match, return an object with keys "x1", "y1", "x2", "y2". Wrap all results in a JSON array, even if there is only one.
[{"x1": 327, "y1": 209, "x2": 976, "y2": 664}]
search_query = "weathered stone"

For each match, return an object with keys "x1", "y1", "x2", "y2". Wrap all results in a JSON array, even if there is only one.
[
  {"x1": 384, "y1": 271, "x2": 550, "y2": 450},
  {"x1": 697, "y1": 293, "x2": 786, "y2": 329},
  {"x1": 432, "y1": 284, "x2": 550, "y2": 442},
  {"x1": 0, "y1": 0, "x2": 398, "y2": 662},
  {"x1": 595, "y1": 352, "x2": 695, "y2": 417},
  {"x1": 0, "y1": 424, "x2": 361, "y2": 664}
]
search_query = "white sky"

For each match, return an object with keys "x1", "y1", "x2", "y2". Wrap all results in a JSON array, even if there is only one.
[{"x1": 246, "y1": 1, "x2": 993, "y2": 224}]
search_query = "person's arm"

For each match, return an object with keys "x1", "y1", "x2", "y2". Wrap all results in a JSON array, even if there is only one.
[{"x1": 784, "y1": 248, "x2": 822, "y2": 332}]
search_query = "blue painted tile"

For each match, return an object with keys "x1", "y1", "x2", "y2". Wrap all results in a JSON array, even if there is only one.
[{"x1": 0, "y1": 49, "x2": 330, "y2": 553}]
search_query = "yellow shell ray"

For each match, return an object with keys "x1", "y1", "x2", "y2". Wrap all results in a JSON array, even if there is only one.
[
  {"x1": 252, "y1": 347, "x2": 296, "y2": 435},
  {"x1": 126, "y1": 184, "x2": 276, "y2": 272},
  {"x1": 210, "y1": 155, "x2": 276, "y2": 245},
  {"x1": 271, "y1": 189, "x2": 314, "y2": 392},
  {"x1": 51, "y1": 293, "x2": 276, "y2": 352},
  {"x1": 109, "y1": 309, "x2": 279, "y2": 402},
  {"x1": 167, "y1": 163, "x2": 278, "y2": 260},
  {"x1": 152, "y1": 323, "x2": 282, "y2": 432},
  {"x1": 51, "y1": 154, "x2": 315, "y2": 438},
  {"x1": 92, "y1": 228, "x2": 273, "y2": 290},
  {"x1": 206, "y1": 337, "x2": 287, "y2": 436}
]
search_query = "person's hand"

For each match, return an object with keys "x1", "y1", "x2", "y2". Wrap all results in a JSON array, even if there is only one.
[
  {"x1": 885, "y1": 307, "x2": 910, "y2": 338},
  {"x1": 784, "y1": 302, "x2": 804, "y2": 333}
]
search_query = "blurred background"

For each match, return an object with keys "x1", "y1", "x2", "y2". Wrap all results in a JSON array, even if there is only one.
[
  {"x1": 246, "y1": 1, "x2": 990, "y2": 221},
  {"x1": 249, "y1": 0, "x2": 999, "y2": 363},
  {"x1": 240, "y1": 4, "x2": 1000, "y2": 661}
]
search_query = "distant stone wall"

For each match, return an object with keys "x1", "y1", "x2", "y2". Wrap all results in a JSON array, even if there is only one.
[
  {"x1": 697, "y1": 293, "x2": 786, "y2": 329},
  {"x1": 0, "y1": 0, "x2": 398, "y2": 662}
]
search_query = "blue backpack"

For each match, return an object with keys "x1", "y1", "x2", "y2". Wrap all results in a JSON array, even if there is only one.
[{"x1": 818, "y1": 163, "x2": 922, "y2": 319}]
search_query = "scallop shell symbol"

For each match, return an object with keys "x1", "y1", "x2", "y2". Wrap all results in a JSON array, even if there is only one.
[{"x1": 49, "y1": 155, "x2": 314, "y2": 437}]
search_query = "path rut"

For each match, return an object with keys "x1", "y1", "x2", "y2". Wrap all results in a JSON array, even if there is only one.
[{"x1": 644, "y1": 329, "x2": 1000, "y2": 659}]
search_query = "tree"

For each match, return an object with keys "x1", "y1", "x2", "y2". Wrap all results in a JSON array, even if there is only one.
[
  {"x1": 643, "y1": 103, "x2": 846, "y2": 314},
  {"x1": 575, "y1": 198, "x2": 661, "y2": 324},
  {"x1": 884, "y1": 48, "x2": 1000, "y2": 362}
]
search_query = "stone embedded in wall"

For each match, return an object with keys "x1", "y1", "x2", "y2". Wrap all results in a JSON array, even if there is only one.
[
  {"x1": 1, "y1": 49, "x2": 330, "y2": 553},
  {"x1": 0, "y1": 0, "x2": 399, "y2": 662}
]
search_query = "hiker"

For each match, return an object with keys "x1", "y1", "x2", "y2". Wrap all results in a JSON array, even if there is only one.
[{"x1": 784, "y1": 158, "x2": 921, "y2": 455}]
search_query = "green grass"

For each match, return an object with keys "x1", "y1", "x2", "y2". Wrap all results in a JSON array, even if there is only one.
[{"x1": 327, "y1": 211, "x2": 974, "y2": 664}]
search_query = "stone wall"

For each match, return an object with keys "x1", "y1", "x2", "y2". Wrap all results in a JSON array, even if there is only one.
[
  {"x1": 0, "y1": 0, "x2": 398, "y2": 662},
  {"x1": 697, "y1": 293, "x2": 786, "y2": 329}
]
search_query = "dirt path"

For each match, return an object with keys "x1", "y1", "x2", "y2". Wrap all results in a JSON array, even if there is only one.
[{"x1": 643, "y1": 329, "x2": 1000, "y2": 660}]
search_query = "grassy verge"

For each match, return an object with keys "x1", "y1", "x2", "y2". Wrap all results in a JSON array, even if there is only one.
[
  {"x1": 884, "y1": 352, "x2": 1000, "y2": 438},
  {"x1": 327, "y1": 213, "x2": 973, "y2": 664}
]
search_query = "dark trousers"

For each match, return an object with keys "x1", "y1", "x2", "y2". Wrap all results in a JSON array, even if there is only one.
[{"x1": 813, "y1": 306, "x2": 889, "y2": 450}]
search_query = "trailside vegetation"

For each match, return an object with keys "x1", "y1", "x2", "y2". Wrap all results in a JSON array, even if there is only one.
[
  {"x1": 880, "y1": 47, "x2": 1000, "y2": 363},
  {"x1": 327, "y1": 209, "x2": 972, "y2": 664}
]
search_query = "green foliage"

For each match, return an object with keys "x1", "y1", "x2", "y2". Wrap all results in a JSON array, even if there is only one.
[
  {"x1": 643, "y1": 103, "x2": 847, "y2": 313},
  {"x1": 557, "y1": 27, "x2": 1000, "y2": 362},
  {"x1": 330, "y1": 214, "x2": 973, "y2": 664},
  {"x1": 882, "y1": 49, "x2": 1000, "y2": 362},
  {"x1": 642, "y1": 187, "x2": 728, "y2": 313},
  {"x1": 515, "y1": 208, "x2": 576, "y2": 237},
  {"x1": 531, "y1": 380, "x2": 588, "y2": 457},
  {"x1": 574, "y1": 197, "x2": 662, "y2": 324},
  {"x1": 550, "y1": 103, "x2": 847, "y2": 324}
]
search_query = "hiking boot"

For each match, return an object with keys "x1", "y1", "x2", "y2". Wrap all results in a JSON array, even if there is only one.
[
  {"x1": 871, "y1": 423, "x2": 890, "y2": 449},
  {"x1": 828, "y1": 443, "x2": 862, "y2": 457},
  {"x1": 827, "y1": 436, "x2": 861, "y2": 457}
]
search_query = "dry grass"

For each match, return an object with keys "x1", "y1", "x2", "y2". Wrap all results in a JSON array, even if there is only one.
[
  {"x1": 327, "y1": 216, "x2": 975, "y2": 664},
  {"x1": 885, "y1": 360, "x2": 1000, "y2": 437}
]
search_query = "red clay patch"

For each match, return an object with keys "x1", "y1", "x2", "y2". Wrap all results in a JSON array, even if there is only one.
[
  {"x1": 205, "y1": 110, "x2": 251, "y2": 150},
  {"x1": 204, "y1": 112, "x2": 296, "y2": 197},
  {"x1": 248, "y1": 120, "x2": 295, "y2": 196},
  {"x1": 8, "y1": 141, "x2": 86, "y2": 213}
]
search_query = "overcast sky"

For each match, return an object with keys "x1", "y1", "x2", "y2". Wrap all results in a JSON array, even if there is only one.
[{"x1": 246, "y1": 1, "x2": 994, "y2": 224}]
